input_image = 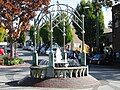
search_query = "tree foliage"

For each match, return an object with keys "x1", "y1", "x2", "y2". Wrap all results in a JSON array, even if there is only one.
[
  {"x1": 0, "y1": 24, "x2": 7, "y2": 42},
  {"x1": 39, "y1": 22, "x2": 51, "y2": 44},
  {"x1": 17, "y1": 31, "x2": 26, "y2": 44},
  {"x1": 0, "y1": 0, "x2": 51, "y2": 58},
  {"x1": 0, "y1": 0, "x2": 51, "y2": 43},
  {"x1": 29, "y1": 25, "x2": 41, "y2": 45},
  {"x1": 39, "y1": 12, "x2": 73, "y2": 46},
  {"x1": 93, "y1": 0, "x2": 118, "y2": 7},
  {"x1": 73, "y1": 0, "x2": 104, "y2": 46},
  {"x1": 53, "y1": 12, "x2": 73, "y2": 46},
  {"x1": 29, "y1": 25, "x2": 35, "y2": 42}
]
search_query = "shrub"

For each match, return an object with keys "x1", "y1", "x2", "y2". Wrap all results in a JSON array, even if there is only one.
[{"x1": 3, "y1": 56, "x2": 23, "y2": 65}]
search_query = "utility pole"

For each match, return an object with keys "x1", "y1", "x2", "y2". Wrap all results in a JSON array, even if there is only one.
[
  {"x1": 95, "y1": 0, "x2": 100, "y2": 49},
  {"x1": 96, "y1": 6, "x2": 99, "y2": 48}
]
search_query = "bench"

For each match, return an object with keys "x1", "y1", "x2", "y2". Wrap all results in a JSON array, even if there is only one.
[
  {"x1": 30, "y1": 65, "x2": 88, "y2": 79},
  {"x1": 54, "y1": 60, "x2": 68, "y2": 67},
  {"x1": 30, "y1": 65, "x2": 48, "y2": 78},
  {"x1": 54, "y1": 66, "x2": 88, "y2": 78}
]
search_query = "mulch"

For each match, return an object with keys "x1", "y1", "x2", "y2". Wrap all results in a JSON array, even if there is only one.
[{"x1": 7, "y1": 75, "x2": 100, "y2": 89}]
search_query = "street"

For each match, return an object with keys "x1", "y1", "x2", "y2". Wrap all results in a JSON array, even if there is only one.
[
  {"x1": 17, "y1": 49, "x2": 49, "y2": 64},
  {"x1": 0, "y1": 49, "x2": 120, "y2": 90},
  {"x1": 17, "y1": 49, "x2": 120, "y2": 90},
  {"x1": 89, "y1": 64, "x2": 120, "y2": 90}
]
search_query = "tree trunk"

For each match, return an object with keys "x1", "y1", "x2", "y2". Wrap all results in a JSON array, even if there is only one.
[{"x1": 10, "y1": 43, "x2": 15, "y2": 58}]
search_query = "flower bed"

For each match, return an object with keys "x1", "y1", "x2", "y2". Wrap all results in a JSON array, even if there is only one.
[{"x1": 0, "y1": 55, "x2": 23, "y2": 65}]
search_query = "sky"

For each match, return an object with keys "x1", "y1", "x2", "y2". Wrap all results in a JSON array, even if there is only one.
[{"x1": 50, "y1": 0, "x2": 112, "y2": 28}]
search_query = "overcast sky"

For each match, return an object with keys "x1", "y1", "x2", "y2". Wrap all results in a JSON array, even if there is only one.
[{"x1": 50, "y1": 0, "x2": 80, "y2": 8}]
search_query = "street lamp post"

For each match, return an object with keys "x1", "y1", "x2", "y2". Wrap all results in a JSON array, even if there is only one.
[
  {"x1": 81, "y1": 14, "x2": 86, "y2": 66},
  {"x1": 81, "y1": 14, "x2": 85, "y2": 54}
]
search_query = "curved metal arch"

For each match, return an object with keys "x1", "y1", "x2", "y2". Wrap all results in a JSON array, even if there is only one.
[
  {"x1": 33, "y1": 3, "x2": 86, "y2": 67},
  {"x1": 34, "y1": 3, "x2": 85, "y2": 52},
  {"x1": 34, "y1": 3, "x2": 84, "y2": 31}
]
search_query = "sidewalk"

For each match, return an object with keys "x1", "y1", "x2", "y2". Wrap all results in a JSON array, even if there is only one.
[{"x1": 0, "y1": 63, "x2": 115, "y2": 90}]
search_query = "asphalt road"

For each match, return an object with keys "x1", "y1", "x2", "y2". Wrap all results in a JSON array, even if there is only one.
[
  {"x1": 7, "y1": 48, "x2": 120, "y2": 90},
  {"x1": 89, "y1": 64, "x2": 120, "y2": 90},
  {"x1": 17, "y1": 48, "x2": 49, "y2": 64}
]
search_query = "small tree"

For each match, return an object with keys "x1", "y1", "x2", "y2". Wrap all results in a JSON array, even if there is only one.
[{"x1": 0, "y1": 0, "x2": 51, "y2": 58}]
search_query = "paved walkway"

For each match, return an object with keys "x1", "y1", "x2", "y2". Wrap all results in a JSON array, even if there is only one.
[{"x1": 0, "y1": 63, "x2": 118, "y2": 90}]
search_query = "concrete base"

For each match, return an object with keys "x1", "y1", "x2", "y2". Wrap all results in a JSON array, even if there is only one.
[
  {"x1": 30, "y1": 66, "x2": 54, "y2": 78},
  {"x1": 30, "y1": 65, "x2": 89, "y2": 79},
  {"x1": 46, "y1": 66, "x2": 54, "y2": 78}
]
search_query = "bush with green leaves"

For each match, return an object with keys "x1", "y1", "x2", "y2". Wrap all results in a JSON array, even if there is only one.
[{"x1": 3, "y1": 56, "x2": 23, "y2": 65}]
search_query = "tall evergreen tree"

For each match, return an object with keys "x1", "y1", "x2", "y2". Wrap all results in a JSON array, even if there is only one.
[
  {"x1": 73, "y1": 0, "x2": 104, "y2": 47},
  {"x1": 39, "y1": 12, "x2": 73, "y2": 47},
  {"x1": 53, "y1": 12, "x2": 73, "y2": 46}
]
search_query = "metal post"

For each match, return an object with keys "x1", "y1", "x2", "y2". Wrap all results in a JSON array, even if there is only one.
[
  {"x1": 49, "y1": 12, "x2": 54, "y2": 67},
  {"x1": 50, "y1": 13, "x2": 53, "y2": 51},
  {"x1": 95, "y1": 0, "x2": 100, "y2": 49},
  {"x1": 96, "y1": 9, "x2": 99, "y2": 48},
  {"x1": 81, "y1": 14, "x2": 86, "y2": 66},
  {"x1": 34, "y1": 31, "x2": 37, "y2": 51},
  {"x1": 82, "y1": 15, "x2": 85, "y2": 54},
  {"x1": 63, "y1": 18, "x2": 66, "y2": 52},
  {"x1": 63, "y1": 18, "x2": 67, "y2": 62},
  {"x1": 32, "y1": 19, "x2": 38, "y2": 66}
]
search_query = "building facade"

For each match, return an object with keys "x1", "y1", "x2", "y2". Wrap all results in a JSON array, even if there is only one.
[{"x1": 112, "y1": 4, "x2": 120, "y2": 52}]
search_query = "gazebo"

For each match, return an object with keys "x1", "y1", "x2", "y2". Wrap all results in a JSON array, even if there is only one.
[{"x1": 30, "y1": 2, "x2": 89, "y2": 79}]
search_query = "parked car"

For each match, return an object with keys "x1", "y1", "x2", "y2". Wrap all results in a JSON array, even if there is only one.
[
  {"x1": 23, "y1": 46, "x2": 34, "y2": 51},
  {"x1": 89, "y1": 54, "x2": 105, "y2": 64},
  {"x1": 37, "y1": 44, "x2": 49, "y2": 55}
]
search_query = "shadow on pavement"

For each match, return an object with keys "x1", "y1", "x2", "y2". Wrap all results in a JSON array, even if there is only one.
[{"x1": 6, "y1": 80, "x2": 19, "y2": 86}]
